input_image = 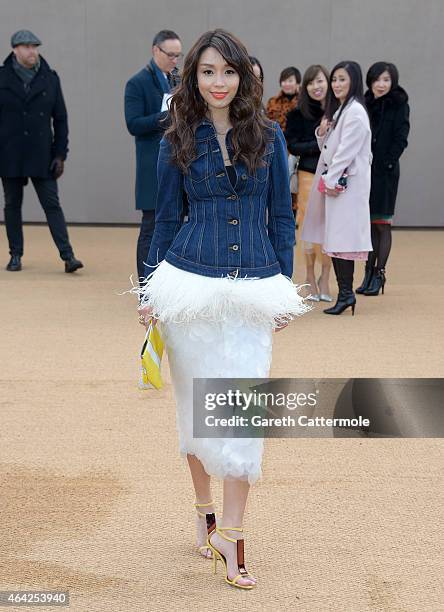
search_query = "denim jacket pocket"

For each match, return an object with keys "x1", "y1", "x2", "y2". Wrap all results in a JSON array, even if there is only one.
[
  {"x1": 189, "y1": 148, "x2": 210, "y2": 183},
  {"x1": 252, "y1": 147, "x2": 274, "y2": 183}
]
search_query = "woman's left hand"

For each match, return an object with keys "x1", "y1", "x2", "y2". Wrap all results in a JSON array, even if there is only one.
[
  {"x1": 274, "y1": 319, "x2": 289, "y2": 332},
  {"x1": 138, "y1": 305, "x2": 154, "y2": 327},
  {"x1": 325, "y1": 186, "x2": 340, "y2": 197}
]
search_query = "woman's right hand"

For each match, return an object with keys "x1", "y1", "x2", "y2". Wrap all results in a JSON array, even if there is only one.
[{"x1": 318, "y1": 117, "x2": 331, "y2": 137}]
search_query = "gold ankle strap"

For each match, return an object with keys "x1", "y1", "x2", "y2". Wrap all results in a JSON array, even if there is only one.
[
  {"x1": 216, "y1": 526, "x2": 243, "y2": 543},
  {"x1": 194, "y1": 500, "x2": 214, "y2": 518},
  {"x1": 194, "y1": 500, "x2": 214, "y2": 507}
]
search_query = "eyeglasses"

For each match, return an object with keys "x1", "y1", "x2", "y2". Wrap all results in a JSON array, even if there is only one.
[{"x1": 156, "y1": 46, "x2": 183, "y2": 60}]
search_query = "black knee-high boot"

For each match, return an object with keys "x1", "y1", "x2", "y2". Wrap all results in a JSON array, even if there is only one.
[{"x1": 324, "y1": 258, "x2": 356, "y2": 315}]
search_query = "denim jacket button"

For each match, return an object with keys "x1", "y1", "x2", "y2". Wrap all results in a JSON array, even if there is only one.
[
  {"x1": 241, "y1": 174, "x2": 247, "y2": 180},
  {"x1": 231, "y1": 244, "x2": 239, "y2": 251},
  {"x1": 216, "y1": 172, "x2": 225, "y2": 178},
  {"x1": 227, "y1": 195, "x2": 237, "y2": 200},
  {"x1": 228, "y1": 270, "x2": 238, "y2": 278},
  {"x1": 229, "y1": 219, "x2": 238, "y2": 225}
]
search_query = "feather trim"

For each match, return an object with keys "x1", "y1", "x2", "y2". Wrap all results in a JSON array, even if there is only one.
[{"x1": 129, "y1": 261, "x2": 311, "y2": 327}]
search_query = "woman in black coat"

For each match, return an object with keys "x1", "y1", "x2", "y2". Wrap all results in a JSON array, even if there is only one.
[
  {"x1": 285, "y1": 64, "x2": 332, "y2": 301},
  {"x1": 356, "y1": 62, "x2": 410, "y2": 295}
]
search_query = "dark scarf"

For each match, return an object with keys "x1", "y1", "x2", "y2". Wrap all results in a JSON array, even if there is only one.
[
  {"x1": 12, "y1": 54, "x2": 40, "y2": 89},
  {"x1": 148, "y1": 58, "x2": 170, "y2": 94}
]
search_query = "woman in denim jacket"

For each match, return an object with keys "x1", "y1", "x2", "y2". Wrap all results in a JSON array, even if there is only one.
[{"x1": 137, "y1": 29, "x2": 308, "y2": 589}]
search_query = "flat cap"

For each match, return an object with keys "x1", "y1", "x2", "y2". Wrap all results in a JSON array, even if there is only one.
[{"x1": 11, "y1": 30, "x2": 42, "y2": 48}]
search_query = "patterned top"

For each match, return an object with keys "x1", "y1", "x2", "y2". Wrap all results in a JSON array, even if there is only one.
[{"x1": 266, "y1": 92, "x2": 298, "y2": 131}]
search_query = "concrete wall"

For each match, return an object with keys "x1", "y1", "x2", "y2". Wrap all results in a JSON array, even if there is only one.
[{"x1": 0, "y1": 0, "x2": 442, "y2": 225}]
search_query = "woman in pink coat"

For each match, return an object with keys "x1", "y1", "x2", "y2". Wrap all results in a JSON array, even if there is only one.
[{"x1": 301, "y1": 61, "x2": 372, "y2": 315}]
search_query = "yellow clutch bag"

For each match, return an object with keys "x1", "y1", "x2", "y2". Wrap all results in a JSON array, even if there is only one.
[{"x1": 140, "y1": 321, "x2": 164, "y2": 390}]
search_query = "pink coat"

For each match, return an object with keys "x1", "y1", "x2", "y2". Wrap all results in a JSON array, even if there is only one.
[{"x1": 301, "y1": 99, "x2": 373, "y2": 253}]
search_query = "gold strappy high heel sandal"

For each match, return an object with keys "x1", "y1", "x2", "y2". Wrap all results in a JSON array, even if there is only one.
[
  {"x1": 207, "y1": 526, "x2": 256, "y2": 589},
  {"x1": 194, "y1": 501, "x2": 216, "y2": 558}
]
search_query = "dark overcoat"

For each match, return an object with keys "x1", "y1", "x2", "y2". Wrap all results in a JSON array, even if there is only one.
[
  {"x1": 124, "y1": 62, "x2": 168, "y2": 211},
  {"x1": 0, "y1": 53, "x2": 68, "y2": 177},
  {"x1": 365, "y1": 86, "x2": 410, "y2": 216}
]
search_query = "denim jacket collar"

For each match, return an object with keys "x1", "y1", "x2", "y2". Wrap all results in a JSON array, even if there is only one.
[
  {"x1": 194, "y1": 120, "x2": 236, "y2": 155},
  {"x1": 195, "y1": 118, "x2": 232, "y2": 135}
]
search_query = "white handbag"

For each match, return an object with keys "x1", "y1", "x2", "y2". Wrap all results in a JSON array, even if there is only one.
[{"x1": 288, "y1": 154, "x2": 300, "y2": 194}]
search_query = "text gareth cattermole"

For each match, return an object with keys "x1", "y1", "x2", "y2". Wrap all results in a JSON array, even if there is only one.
[{"x1": 204, "y1": 390, "x2": 318, "y2": 411}]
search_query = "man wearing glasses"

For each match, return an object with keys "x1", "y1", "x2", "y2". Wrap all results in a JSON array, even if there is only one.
[{"x1": 124, "y1": 30, "x2": 182, "y2": 283}]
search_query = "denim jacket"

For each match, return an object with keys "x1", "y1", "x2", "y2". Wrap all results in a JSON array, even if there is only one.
[{"x1": 146, "y1": 120, "x2": 295, "y2": 279}]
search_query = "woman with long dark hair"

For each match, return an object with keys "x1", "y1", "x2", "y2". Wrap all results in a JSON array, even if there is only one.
[
  {"x1": 136, "y1": 29, "x2": 308, "y2": 589},
  {"x1": 301, "y1": 61, "x2": 372, "y2": 315},
  {"x1": 249, "y1": 55, "x2": 264, "y2": 83},
  {"x1": 356, "y1": 62, "x2": 410, "y2": 295},
  {"x1": 285, "y1": 64, "x2": 332, "y2": 302}
]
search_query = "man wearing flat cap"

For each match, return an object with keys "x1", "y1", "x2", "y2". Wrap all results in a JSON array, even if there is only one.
[{"x1": 0, "y1": 30, "x2": 83, "y2": 272}]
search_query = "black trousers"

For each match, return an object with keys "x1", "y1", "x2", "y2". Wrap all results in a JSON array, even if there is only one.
[
  {"x1": 136, "y1": 209, "x2": 156, "y2": 281},
  {"x1": 2, "y1": 177, "x2": 74, "y2": 260},
  {"x1": 136, "y1": 193, "x2": 188, "y2": 282}
]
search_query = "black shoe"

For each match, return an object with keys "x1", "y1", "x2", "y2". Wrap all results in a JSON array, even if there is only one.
[
  {"x1": 6, "y1": 255, "x2": 22, "y2": 271},
  {"x1": 364, "y1": 269, "x2": 386, "y2": 296},
  {"x1": 64, "y1": 256, "x2": 84, "y2": 273},
  {"x1": 323, "y1": 294, "x2": 356, "y2": 315},
  {"x1": 356, "y1": 266, "x2": 375, "y2": 294}
]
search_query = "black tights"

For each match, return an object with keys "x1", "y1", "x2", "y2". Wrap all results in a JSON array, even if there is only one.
[{"x1": 368, "y1": 223, "x2": 392, "y2": 270}]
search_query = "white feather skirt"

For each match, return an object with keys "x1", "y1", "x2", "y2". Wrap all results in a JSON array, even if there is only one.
[
  {"x1": 138, "y1": 260, "x2": 310, "y2": 327},
  {"x1": 136, "y1": 261, "x2": 310, "y2": 483},
  {"x1": 162, "y1": 317, "x2": 271, "y2": 484}
]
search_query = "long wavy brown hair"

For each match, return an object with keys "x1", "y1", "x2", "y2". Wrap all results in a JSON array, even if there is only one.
[{"x1": 165, "y1": 29, "x2": 272, "y2": 173}]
